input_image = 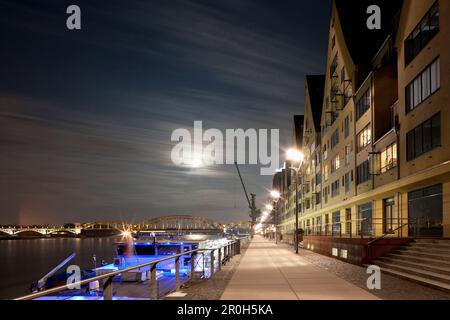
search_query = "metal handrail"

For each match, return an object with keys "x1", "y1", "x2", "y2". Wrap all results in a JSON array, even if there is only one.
[{"x1": 15, "y1": 240, "x2": 239, "y2": 300}]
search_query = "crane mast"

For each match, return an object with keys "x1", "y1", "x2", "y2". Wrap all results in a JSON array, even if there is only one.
[{"x1": 234, "y1": 162, "x2": 259, "y2": 238}]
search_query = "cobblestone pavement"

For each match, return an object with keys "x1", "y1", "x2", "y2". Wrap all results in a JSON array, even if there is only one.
[
  {"x1": 280, "y1": 243, "x2": 450, "y2": 300},
  {"x1": 164, "y1": 246, "x2": 247, "y2": 300}
]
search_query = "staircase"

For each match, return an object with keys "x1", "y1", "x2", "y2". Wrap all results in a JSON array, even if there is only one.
[{"x1": 372, "y1": 239, "x2": 450, "y2": 293}]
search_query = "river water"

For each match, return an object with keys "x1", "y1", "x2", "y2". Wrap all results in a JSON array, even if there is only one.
[{"x1": 0, "y1": 237, "x2": 120, "y2": 299}]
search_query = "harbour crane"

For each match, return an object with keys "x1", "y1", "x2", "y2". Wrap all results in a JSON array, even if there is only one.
[{"x1": 234, "y1": 162, "x2": 260, "y2": 238}]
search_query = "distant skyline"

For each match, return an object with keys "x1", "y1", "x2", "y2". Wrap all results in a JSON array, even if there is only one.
[{"x1": 0, "y1": 0, "x2": 330, "y2": 224}]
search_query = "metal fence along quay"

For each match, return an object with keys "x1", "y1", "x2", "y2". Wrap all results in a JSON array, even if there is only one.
[{"x1": 15, "y1": 239, "x2": 246, "y2": 300}]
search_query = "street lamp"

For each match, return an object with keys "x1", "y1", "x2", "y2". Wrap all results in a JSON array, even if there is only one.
[
  {"x1": 286, "y1": 148, "x2": 304, "y2": 254},
  {"x1": 270, "y1": 190, "x2": 281, "y2": 199},
  {"x1": 270, "y1": 189, "x2": 281, "y2": 244},
  {"x1": 265, "y1": 204, "x2": 273, "y2": 211}
]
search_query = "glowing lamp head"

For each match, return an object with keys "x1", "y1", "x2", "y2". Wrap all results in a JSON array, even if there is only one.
[
  {"x1": 265, "y1": 204, "x2": 273, "y2": 211},
  {"x1": 270, "y1": 190, "x2": 280, "y2": 199},
  {"x1": 286, "y1": 148, "x2": 304, "y2": 163}
]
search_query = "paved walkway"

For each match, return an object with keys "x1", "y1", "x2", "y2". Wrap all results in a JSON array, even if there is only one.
[{"x1": 221, "y1": 236, "x2": 378, "y2": 300}]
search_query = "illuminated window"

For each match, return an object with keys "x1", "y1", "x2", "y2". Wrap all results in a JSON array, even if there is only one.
[
  {"x1": 380, "y1": 143, "x2": 397, "y2": 173},
  {"x1": 357, "y1": 125, "x2": 371, "y2": 152},
  {"x1": 331, "y1": 154, "x2": 340, "y2": 173}
]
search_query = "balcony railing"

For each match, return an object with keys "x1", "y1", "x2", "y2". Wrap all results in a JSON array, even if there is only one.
[{"x1": 302, "y1": 217, "x2": 422, "y2": 239}]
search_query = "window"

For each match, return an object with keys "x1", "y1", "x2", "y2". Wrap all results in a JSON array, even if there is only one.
[
  {"x1": 324, "y1": 163, "x2": 329, "y2": 182},
  {"x1": 358, "y1": 203, "x2": 373, "y2": 236},
  {"x1": 357, "y1": 125, "x2": 372, "y2": 152},
  {"x1": 357, "y1": 160, "x2": 370, "y2": 185},
  {"x1": 331, "y1": 180, "x2": 340, "y2": 197},
  {"x1": 345, "y1": 208, "x2": 352, "y2": 235},
  {"x1": 380, "y1": 143, "x2": 397, "y2": 173},
  {"x1": 344, "y1": 172, "x2": 350, "y2": 194},
  {"x1": 332, "y1": 211, "x2": 341, "y2": 235},
  {"x1": 331, "y1": 154, "x2": 340, "y2": 173},
  {"x1": 345, "y1": 144, "x2": 351, "y2": 165},
  {"x1": 331, "y1": 130, "x2": 339, "y2": 149},
  {"x1": 323, "y1": 144, "x2": 328, "y2": 160},
  {"x1": 407, "y1": 113, "x2": 441, "y2": 161},
  {"x1": 330, "y1": 54, "x2": 338, "y2": 76},
  {"x1": 343, "y1": 116, "x2": 350, "y2": 138},
  {"x1": 332, "y1": 35, "x2": 336, "y2": 49},
  {"x1": 356, "y1": 89, "x2": 371, "y2": 120},
  {"x1": 315, "y1": 173, "x2": 322, "y2": 185},
  {"x1": 406, "y1": 58, "x2": 440, "y2": 112},
  {"x1": 341, "y1": 66, "x2": 346, "y2": 85},
  {"x1": 315, "y1": 151, "x2": 321, "y2": 165},
  {"x1": 405, "y1": 1, "x2": 440, "y2": 66}
]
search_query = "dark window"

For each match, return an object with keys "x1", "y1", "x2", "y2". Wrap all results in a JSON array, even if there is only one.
[
  {"x1": 331, "y1": 129, "x2": 339, "y2": 149},
  {"x1": 408, "y1": 184, "x2": 443, "y2": 237},
  {"x1": 344, "y1": 116, "x2": 350, "y2": 138},
  {"x1": 405, "y1": 58, "x2": 440, "y2": 113},
  {"x1": 341, "y1": 66, "x2": 346, "y2": 84},
  {"x1": 405, "y1": 1, "x2": 440, "y2": 66},
  {"x1": 406, "y1": 113, "x2": 441, "y2": 161},
  {"x1": 331, "y1": 180, "x2": 340, "y2": 197},
  {"x1": 358, "y1": 203, "x2": 373, "y2": 236},
  {"x1": 332, "y1": 211, "x2": 341, "y2": 235},
  {"x1": 344, "y1": 172, "x2": 350, "y2": 193},
  {"x1": 332, "y1": 35, "x2": 336, "y2": 49},
  {"x1": 356, "y1": 160, "x2": 370, "y2": 185},
  {"x1": 330, "y1": 54, "x2": 338, "y2": 76},
  {"x1": 356, "y1": 89, "x2": 371, "y2": 120}
]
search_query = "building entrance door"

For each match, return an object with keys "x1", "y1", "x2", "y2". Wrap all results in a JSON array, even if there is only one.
[{"x1": 408, "y1": 184, "x2": 443, "y2": 238}]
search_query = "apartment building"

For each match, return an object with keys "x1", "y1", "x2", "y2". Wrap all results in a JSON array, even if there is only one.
[{"x1": 274, "y1": 1, "x2": 449, "y2": 281}]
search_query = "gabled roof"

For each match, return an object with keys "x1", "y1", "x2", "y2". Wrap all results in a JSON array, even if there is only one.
[
  {"x1": 306, "y1": 75, "x2": 325, "y2": 131},
  {"x1": 335, "y1": 0, "x2": 403, "y2": 64}
]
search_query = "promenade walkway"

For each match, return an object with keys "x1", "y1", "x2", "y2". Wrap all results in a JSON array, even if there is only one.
[{"x1": 221, "y1": 235, "x2": 378, "y2": 300}]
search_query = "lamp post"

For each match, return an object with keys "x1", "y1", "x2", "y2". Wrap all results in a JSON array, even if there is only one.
[
  {"x1": 286, "y1": 149, "x2": 304, "y2": 254},
  {"x1": 270, "y1": 190, "x2": 281, "y2": 243}
]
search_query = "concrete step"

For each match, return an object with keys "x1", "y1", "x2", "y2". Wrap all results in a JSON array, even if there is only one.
[
  {"x1": 391, "y1": 249, "x2": 450, "y2": 262},
  {"x1": 401, "y1": 246, "x2": 450, "y2": 255},
  {"x1": 373, "y1": 261, "x2": 450, "y2": 285},
  {"x1": 378, "y1": 266, "x2": 450, "y2": 293},
  {"x1": 409, "y1": 242, "x2": 450, "y2": 250},
  {"x1": 386, "y1": 253, "x2": 450, "y2": 269},
  {"x1": 377, "y1": 257, "x2": 450, "y2": 276},
  {"x1": 413, "y1": 239, "x2": 450, "y2": 244}
]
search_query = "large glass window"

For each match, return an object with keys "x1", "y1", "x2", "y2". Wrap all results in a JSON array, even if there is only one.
[
  {"x1": 408, "y1": 184, "x2": 443, "y2": 237},
  {"x1": 356, "y1": 160, "x2": 370, "y2": 185},
  {"x1": 406, "y1": 113, "x2": 441, "y2": 161},
  {"x1": 357, "y1": 125, "x2": 371, "y2": 152},
  {"x1": 405, "y1": 1, "x2": 440, "y2": 66},
  {"x1": 356, "y1": 89, "x2": 371, "y2": 120},
  {"x1": 380, "y1": 143, "x2": 397, "y2": 173},
  {"x1": 358, "y1": 203, "x2": 373, "y2": 236},
  {"x1": 405, "y1": 58, "x2": 440, "y2": 112}
]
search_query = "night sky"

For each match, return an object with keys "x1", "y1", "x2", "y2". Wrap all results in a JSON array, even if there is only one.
[{"x1": 0, "y1": 0, "x2": 330, "y2": 224}]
